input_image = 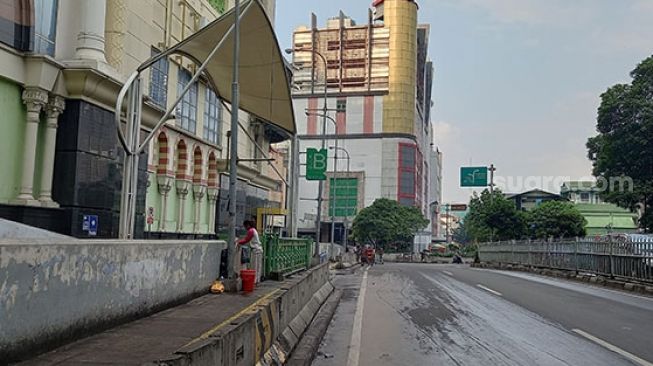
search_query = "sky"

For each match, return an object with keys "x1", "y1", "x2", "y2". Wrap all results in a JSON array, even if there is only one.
[{"x1": 275, "y1": 0, "x2": 653, "y2": 203}]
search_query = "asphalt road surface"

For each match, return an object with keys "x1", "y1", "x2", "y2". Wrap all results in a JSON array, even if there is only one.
[{"x1": 312, "y1": 263, "x2": 653, "y2": 366}]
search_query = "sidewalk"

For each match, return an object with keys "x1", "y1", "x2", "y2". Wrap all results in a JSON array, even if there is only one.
[{"x1": 16, "y1": 282, "x2": 284, "y2": 366}]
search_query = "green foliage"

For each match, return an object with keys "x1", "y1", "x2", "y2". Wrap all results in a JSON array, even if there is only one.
[
  {"x1": 352, "y1": 198, "x2": 429, "y2": 247},
  {"x1": 452, "y1": 220, "x2": 471, "y2": 244},
  {"x1": 464, "y1": 189, "x2": 528, "y2": 242},
  {"x1": 208, "y1": 0, "x2": 226, "y2": 13},
  {"x1": 587, "y1": 55, "x2": 653, "y2": 232},
  {"x1": 527, "y1": 201, "x2": 587, "y2": 239}
]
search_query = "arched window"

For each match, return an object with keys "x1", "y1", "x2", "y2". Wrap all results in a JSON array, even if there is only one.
[
  {"x1": 176, "y1": 140, "x2": 188, "y2": 180},
  {"x1": 156, "y1": 132, "x2": 169, "y2": 176},
  {"x1": 193, "y1": 146, "x2": 203, "y2": 185},
  {"x1": 208, "y1": 152, "x2": 218, "y2": 188}
]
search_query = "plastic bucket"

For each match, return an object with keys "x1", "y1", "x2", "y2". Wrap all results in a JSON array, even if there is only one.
[{"x1": 240, "y1": 269, "x2": 256, "y2": 292}]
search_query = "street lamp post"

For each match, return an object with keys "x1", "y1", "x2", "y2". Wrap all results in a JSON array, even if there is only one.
[
  {"x1": 308, "y1": 113, "x2": 338, "y2": 259},
  {"x1": 329, "y1": 146, "x2": 351, "y2": 251},
  {"x1": 286, "y1": 47, "x2": 328, "y2": 257}
]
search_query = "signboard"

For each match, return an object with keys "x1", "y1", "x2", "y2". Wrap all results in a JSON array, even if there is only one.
[
  {"x1": 450, "y1": 204, "x2": 468, "y2": 211},
  {"x1": 306, "y1": 148, "x2": 327, "y2": 181},
  {"x1": 83, "y1": 215, "x2": 98, "y2": 236},
  {"x1": 460, "y1": 166, "x2": 488, "y2": 187}
]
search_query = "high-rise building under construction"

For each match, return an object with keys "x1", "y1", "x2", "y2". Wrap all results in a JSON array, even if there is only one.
[{"x1": 289, "y1": 0, "x2": 439, "y2": 243}]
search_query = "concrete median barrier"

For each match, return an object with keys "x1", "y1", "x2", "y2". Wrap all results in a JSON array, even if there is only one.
[{"x1": 156, "y1": 263, "x2": 333, "y2": 366}]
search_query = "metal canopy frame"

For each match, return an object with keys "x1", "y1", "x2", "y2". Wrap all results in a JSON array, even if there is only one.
[
  {"x1": 114, "y1": 1, "x2": 254, "y2": 241},
  {"x1": 114, "y1": 0, "x2": 296, "y2": 284}
]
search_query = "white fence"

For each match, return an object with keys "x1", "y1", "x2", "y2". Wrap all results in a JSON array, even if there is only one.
[{"x1": 479, "y1": 236, "x2": 653, "y2": 283}]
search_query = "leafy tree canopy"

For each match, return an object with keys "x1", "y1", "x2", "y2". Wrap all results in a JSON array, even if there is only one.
[
  {"x1": 587, "y1": 55, "x2": 653, "y2": 231},
  {"x1": 351, "y1": 198, "x2": 429, "y2": 247},
  {"x1": 527, "y1": 201, "x2": 587, "y2": 239},
  {"x1": 464, "y1": 189, "x2": 527, "y2": 242}
]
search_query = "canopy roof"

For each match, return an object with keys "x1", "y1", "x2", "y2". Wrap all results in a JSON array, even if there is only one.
[{"x1": 161, "y1": 0, "x2": 295, "y2": 135}]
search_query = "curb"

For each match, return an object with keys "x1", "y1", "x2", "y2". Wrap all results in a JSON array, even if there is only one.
[
  {"x1": 473, "y1": 262, "x2": 653, "y2": 296},
  {"x1": 285, "y1": 289, "x2": 343, "y2": 366}
]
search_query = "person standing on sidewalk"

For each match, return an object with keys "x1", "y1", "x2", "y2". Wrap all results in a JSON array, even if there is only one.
[
  {"x1": 236, "y1": 220, "x2": 263, "y2": 284},
  {"x1": 365, "y1": 245, "x2": 375, "y2": 267}
]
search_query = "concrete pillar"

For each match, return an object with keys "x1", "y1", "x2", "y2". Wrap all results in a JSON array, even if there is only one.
[
  {"x1": 207, "y1": 188, "x2": 219, "y2": 234},
  {"x1": 176, "y1": 180, "x2": 190, "y2": 232},
  {"x1": 75, "y1": 0, "x2": 107, "y2": 62},
  {"x1": 13, "y1": 88, "x2": 48, "y2": 206},
  {"x1": 193, "y1": 185, "x2": 206, "y2": 233},
  {"x1": 38, "y1": 96, "x2": 65, "y2": 207},
  {"x1": 157, "y1": 176, "x2": 173, "y2": 231}
]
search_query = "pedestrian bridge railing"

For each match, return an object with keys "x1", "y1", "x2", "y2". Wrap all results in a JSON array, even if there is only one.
[
  {"x1": 263, "y1": 234, "x2": 312, "y2": 279},
  {"x1": 479, "y1": 237, "x2": 653, "y2": 283}
]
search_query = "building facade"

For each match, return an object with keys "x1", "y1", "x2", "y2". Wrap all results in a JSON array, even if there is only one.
[
  {"x1": 561, "y1": 181, "x2": 637, "y2": 235},
  {"x1": 289, "y1": 0, "x2": 436, "y2": 242},
  {"x1": 0, "y1": 0, "x2": 284, "y2": 239},
  {"x1": 560, "y1": 181, "x2": 604, "y2": 204},
  {"x1": 429, "y1": 148, "x2": 443, "y2": 241},
  {"x1": 504, "y1": 189, "x2": 567, "y2": 211}
]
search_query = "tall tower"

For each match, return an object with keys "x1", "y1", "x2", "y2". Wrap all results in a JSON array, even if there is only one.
[{"x1": 381, "y1": 0, "x2": 418, "y2": 134}]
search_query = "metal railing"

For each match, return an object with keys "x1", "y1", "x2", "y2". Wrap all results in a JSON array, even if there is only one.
[
  {"x1": 479, "y1": 237, "x2": 653, "y2": 283},
  {"x1": 263, "y1": 234, "x2": 312, "y2": 278}
]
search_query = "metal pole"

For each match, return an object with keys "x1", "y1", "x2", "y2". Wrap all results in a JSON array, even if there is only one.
[
  {"x1": 289, "y1": 135, "x2": 300, "y2": 237},
  {"x1": 343, "y1": 150, "x2": 350, "y2": 250},
  {"x1": 315, "y1": 63, "x2": 327, "y2": 258},
  {"x1": 330, "y1": 136, "x2": 338, "y2": 260},
  {"x1": 288, "y1": 47, "x2": 328, "y2": 257},
  {"x1": 227, "y1": 0, "x2": 241, "y2": 280},
  {"x1": 489, "y1": 164, "x2": 496, "y2": 194}
]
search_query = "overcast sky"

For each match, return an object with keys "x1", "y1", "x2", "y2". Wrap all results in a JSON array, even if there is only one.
[{"x1": 275, "y1": 0, "x2": 653, "y2": 203}]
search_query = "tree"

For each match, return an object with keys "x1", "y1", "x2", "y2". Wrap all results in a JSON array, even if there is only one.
[
  {"x1": 464, "y1": 189, "x2": 527, "y2": 242},
  {"x1": 452, "y1": 220, "x2": 471, "y2": 244},
  {"x1": 587, "y1": 55, "x2": 653, "y2": 232},
  {"x1": 527, "y1": 201, "x2": 587, "y2": 239},
  {"x1": 351, "y1": 198, "x2": 429, "y2": 247}
]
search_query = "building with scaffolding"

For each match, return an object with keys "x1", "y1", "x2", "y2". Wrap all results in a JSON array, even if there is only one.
[{"x1": 289, "y1": 0, "x2": 439, "y2": 243}]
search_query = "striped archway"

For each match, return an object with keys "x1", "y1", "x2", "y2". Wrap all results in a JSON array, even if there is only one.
[
  {"x1": 156, "y1": 132, "x2": 169, "y2": 176},
  {"x1": 208, "y1": 151, "x2": 218, "y2": 188},
  {"x1": 175, "y1": 139, "x2": 188, "y2": 180},
  {"x1": 192, "y1": 146, "x2": 204, "y2": 185}
]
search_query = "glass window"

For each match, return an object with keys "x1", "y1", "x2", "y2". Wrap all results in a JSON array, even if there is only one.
[
  {"x1": 336, "y1": 98, "x2": 347, "y2": 113},
  {"x1": 398, "y1": 143, "x2": 417, "y2": 206},
  {"x1": 34, "y1": 0, "x2": 58, "y2": 56},
  {"x1": 149, "y1": 48, "x2": 169, "y2": 109},
  {"x1": 176, "y1": 68, "x2": 198, "y2": 133},
  {"x1": 329, "y1": 178, "x2": 358, "y2": 217},
  {"x1": 204, "y1": 87, "x2": 221, "y2": 144},
  {"x1": 580, "y1": 192, "x2": 590, "y2": 203}
]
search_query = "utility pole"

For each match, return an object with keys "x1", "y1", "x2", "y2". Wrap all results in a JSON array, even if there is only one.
[
  {"x1": 489, "y1": 164, "x2": 496, "y2": 194},
  {"x1": 329, "y1": 136, "x2": 338, "y2": 259},
  {"x1": 227, "y1": 0, "x2": 241, "y2": 282},
  {"x1": 285, "y1": 48, "x2": 328, "y2": 256}
]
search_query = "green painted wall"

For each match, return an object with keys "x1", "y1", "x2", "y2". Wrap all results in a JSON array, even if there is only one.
[
  {"x1": 144, "y1": 171, "x2": 215, "y2": 234},
  {"x1": 0, "y1": 78, "x2": 26, "y2": 203}
]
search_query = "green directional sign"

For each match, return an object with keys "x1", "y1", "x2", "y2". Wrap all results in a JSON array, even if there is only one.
[
  {"x1": 460, "y1": 166, "x2": 488, "y2": 187},
  {"x1": 306, "y1": 148, "x2": 327, "y2": 181}
]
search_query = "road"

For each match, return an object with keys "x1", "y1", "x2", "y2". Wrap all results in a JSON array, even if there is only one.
[{"x1": 312, "y1": 263, "x2": 653, "y2": 366}]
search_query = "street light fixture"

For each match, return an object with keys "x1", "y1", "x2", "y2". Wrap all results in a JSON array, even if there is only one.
[{"x1": 286, "y1": 47, "x2": 329, "y2": 257}]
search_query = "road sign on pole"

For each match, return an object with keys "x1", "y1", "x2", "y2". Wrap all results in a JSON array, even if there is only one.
[
  {"x1": 460, "y1": 166, "x2": 489, "y2": 187},
  {"x1": 306, "y1": 148, "x2": 327, "y2": 180}
]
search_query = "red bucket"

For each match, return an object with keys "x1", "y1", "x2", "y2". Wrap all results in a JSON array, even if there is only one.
[{"x1": 240, "y1": 269, "x2": 256, "y2": 292}]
